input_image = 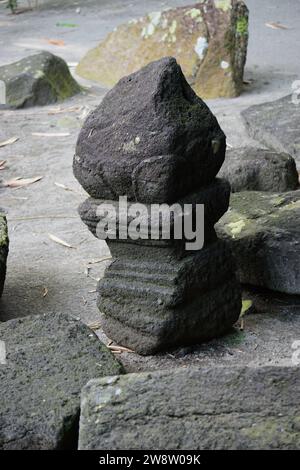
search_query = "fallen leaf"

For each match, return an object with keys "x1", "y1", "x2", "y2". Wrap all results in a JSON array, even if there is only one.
[
  {"x1": 42, "y1": 287, "x2": 48, "y2": 298},
  {"x1": 265, "y1": 22, "x2": 289, "y2": 30},
  {"x1": 4, "y1": 175, "x2": 43, "y2": 188},
  {"x1": 32, "y1": 132, "x2": 70, "y2": 137},
  {"x1": 54, "y1": 182, "x2": 73, "y2": 191},
  {"x1": 0, "y1": 136, "x2": 19, "y2": 148},
  {"x1": 88, "y1": 321, "x2": 102, "y2": 330},
  {"x1": 0, "y1": 160, "x2": 6, "y2": 170},
  {"x1": 87, "y1": 256, "x2": 112, "y2": 264},
  {"x1": 56, "y1": 22, "x2": 78, "y2": 28},
  {"x1": 48, "y1": 233, "x2": 75, "y2": 249},
  {"x1": 54, "y1": 181, "x2": 82, "y2": 196},
  {"x1": 108, "y1": 344, "x2": 134, "y2": 353},
  {"x1": 48, "y1": 106, "x2": 79, "y2": 115},
  {"x1": 45, "y1": 38, "x2": 65, "y2": 46}
]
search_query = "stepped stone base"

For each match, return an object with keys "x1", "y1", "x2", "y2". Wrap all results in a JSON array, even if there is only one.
[{"x1": 97, "y1": 239, "x2": 241, "y2": 354}]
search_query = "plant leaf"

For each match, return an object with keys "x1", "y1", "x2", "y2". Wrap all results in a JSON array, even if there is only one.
[
  {"x1": 265, "y1": 22, "x2": 289, "y2": 30},
  {"x1": 4, "y1": 175, "x2": 43, "y2": 188},
  {"x1": 0, "y1": 136, "x2": 19, "y2": 148},
  {"x1": 240, "y1": 299, "x2": 253, "y2": 317},
  {"x1": 32, "y1": 132, "x2": 70, "y2": 137}
]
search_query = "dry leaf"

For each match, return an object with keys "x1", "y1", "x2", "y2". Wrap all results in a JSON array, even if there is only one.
[
  {"x1": 48, "y1": 233, "x2": 75, "y2": 249},
  {"x1": 88, "y1": 321, "x2": 102, "y2": 330},
  {"x1": 45, "y1": 38, "x2": 65, "y2": 46},
  {"x1": 32, "y1": 132, "x2": 70, "y2": 137},
  {"x1": 107, "y1": 344, "x2": 134, "y2": 353},
  {"x1": 4, "y1": 175, "x2": 43, "y2": 188},
  {"x1": 54, "y1": 182, "x2": 73, "y2": 191},
  {"x1": 0, "y1": 136, "x2": 19, "y2": 148},
  {"x1": 42, "y1": 287, "x2": 48, "y2": 298},
  {"x1": 265, "y1": 22, "x2": 289, "y2": 30},
  {"x1": 48, "y1": 106, "x2": 79, "y2": 115},
  {"x1": 88, "y1": 256, "x2": 112, "y2": 264}
]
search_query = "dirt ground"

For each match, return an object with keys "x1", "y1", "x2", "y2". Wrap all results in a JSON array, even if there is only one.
[{"x1": 0, "y1": 0, "x2": 300, "y2": 372}]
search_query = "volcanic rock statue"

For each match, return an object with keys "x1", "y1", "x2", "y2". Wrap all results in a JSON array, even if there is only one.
[{"x1": 74, "y1": 57, "x2": 241, "y2": 354}]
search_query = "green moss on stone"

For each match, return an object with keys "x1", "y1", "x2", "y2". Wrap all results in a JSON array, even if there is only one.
[
  {"x1": 0, "y1": 214, "x2": 8, "y2": 248},
  {"x1": 223, "y1": 329, "x2": 246, "y2": 347},
  {"x1": 0, "y1": 52, "x2": 81, "y2": 108},
  {"x1": 236, "y1": 16, "x2": 248, "y2": 35}
]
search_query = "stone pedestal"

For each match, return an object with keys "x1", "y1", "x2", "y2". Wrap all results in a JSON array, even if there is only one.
[
  {"x1": 98, "y1": 240, "x2": 241, "y2": 354},
  {"x1": 74, "y1": 57, "x2": 241, "y2": 354}
]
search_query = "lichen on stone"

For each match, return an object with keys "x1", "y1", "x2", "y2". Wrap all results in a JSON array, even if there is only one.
[
  {"x1": 185, "y1": 8, "x2": 203, "y2": 22},
  {"x1": 214, "y1": 0, "x2": 232, "y2": 12},
  {"x1": 194, "y1": 36, "x2": 208, "y2": 59},
  {"x1": 141, "y1": 11, "x2": 162, "y2": 38},
  {"x1": 220, "y1": 60, "x2": 230, "y2": 69},
  {"x1": 227, "y1": 219, "x2": 246, "y2": 237}
]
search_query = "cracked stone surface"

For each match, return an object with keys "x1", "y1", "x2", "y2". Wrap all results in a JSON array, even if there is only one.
[
  {"x1": 79, "y1": 366, "x2": 300, "y2": 450},
  {"x1": 0, "y1": 312, "x2": 123, "y2": 450}
]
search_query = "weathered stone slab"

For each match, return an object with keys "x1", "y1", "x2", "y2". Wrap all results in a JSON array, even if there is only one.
[
  {"x1": 74, "y1": 57, "x2": 226, "y2": 203},
  {"x1": 241, "y1": 94, "x2": 300, "y2": 164},
  {"x1": 0, "y1": 51, "x2": 81, "y2": 109},
  {"x1": 76, "y1": 1, "x2": 249, "y2": 99},
  {"x1": 220, "y1": 147, "x2": 298, "y2": 192},
  {"x1": 79, "y1": 366, "x2": 300, "y2": 450},
  {"x1": 216, "y1": 190, "x2": 300, "y2": 294},
  {"x1": 0, "y1": 313, "x2": 123, "y2": 449},
  {"x1": 0, "y1": 212, "x2": 8, "y2": 297}
]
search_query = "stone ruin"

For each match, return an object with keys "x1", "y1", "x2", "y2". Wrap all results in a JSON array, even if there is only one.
[
  {"x1": 77, "y1": 0, "x2": 249, "y2": 99},
  {"x1": 74, "y1": 57, "x2": 241, "y2": 355}
]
